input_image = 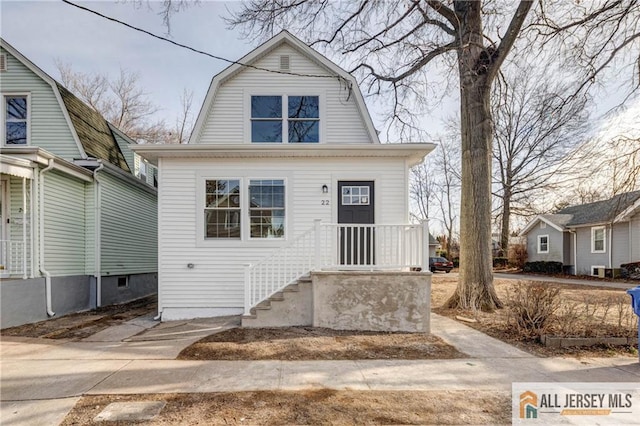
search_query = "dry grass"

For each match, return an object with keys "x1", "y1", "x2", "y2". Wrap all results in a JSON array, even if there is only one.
[
  {"x1": 431, "y1": 275, "x2": 638, "y2": 357},
  {"x1": 61, "y1": 390, "x2": 511, "y2": 425},
  {"x1": 178, "y1": 327, "x2": 466, "y2": 360}
]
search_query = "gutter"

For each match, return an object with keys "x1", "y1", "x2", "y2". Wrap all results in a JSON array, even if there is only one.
[
  {"x1": 39, "y1": 159, "x2": 55, "y2": 317},
  {"x1": 93, "y1": 161, "x2": 104, "y2": 307}
]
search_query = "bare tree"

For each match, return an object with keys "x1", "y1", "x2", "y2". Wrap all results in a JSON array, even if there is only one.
[
  {"x1": 410, "y1": 160, "x2": 436, "y2": 221},
  {"x1": 433, "y1": 136, "x2": 461, "y2": 259},
  {"x1": 491, "y1": 62, "x2": 591, "y2": 254},
  {"x1": 57, "y1": 62, "x2": 194, "y2": 144}
]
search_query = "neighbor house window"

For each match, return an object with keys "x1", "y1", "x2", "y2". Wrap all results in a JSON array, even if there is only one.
[
  {"x1": 251, "y1": 95, "x2": 319, "y2": 143},
  {"x1": 4, "y1": 95, "x2": 28, "y2": 145},
  {"x1": 537, "y1": 235, "x2": 549, "y2": 253},
  {"x1": 591, "y1": 226, "x2": 606, "y2": 253},
  {"x1": 249, "y1": 179, "x2": 285, "y2": 238},
  {"x1": 205, "y1": 179, "x2": 241, "y2": 239}
]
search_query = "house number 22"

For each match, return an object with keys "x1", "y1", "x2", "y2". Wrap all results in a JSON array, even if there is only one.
[{"x1": 321, "y1": 200, "x2": 330, "y2": 206}]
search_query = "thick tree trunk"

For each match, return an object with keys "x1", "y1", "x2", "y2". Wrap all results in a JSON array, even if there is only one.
[{"x1": 446, "y1": 1, "x2": 502, "y2": 311}]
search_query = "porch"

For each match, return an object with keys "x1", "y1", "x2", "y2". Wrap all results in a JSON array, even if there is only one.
[{"x1": 243, "y1": 221, "x2": 432, "y2": 332}]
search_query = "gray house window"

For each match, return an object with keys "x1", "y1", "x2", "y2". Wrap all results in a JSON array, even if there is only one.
[
  {"x1": 537, "y1": 235, "x2": 549, "y2": 253},
  {"x1": 591, "y1": 226, "x2": 606, "y2": 253}
]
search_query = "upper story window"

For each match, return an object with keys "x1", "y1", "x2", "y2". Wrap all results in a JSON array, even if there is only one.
[
  {"x1": 3, "y1": 95, "x2": 28, "y2": 145},
  {"x1": 251, "y1": 95, "x2": 319, "y2": 143},
  {"x1": 591, "y1": 226, "x2": 606, "y2": 253}
]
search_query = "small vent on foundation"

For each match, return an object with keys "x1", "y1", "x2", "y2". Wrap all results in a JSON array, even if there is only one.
[
  {"x1": 0, "y1": 54, "x2": 6, "y2": 72},
  {"x1": 280, "y1": 55, "x2": 290, "y2": 71}
]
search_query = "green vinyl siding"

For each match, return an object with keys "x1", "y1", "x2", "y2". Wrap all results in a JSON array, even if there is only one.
[
  {"x1": 109, "y1": 124, "x2": 135, "y2": 170},
  {"x1": 42, "y1": 170, "x2": 87, "y2": 276},
  {"x1": 100, "y1": 171, "x2": 157, "y2": 274},
  {"x1": 84, "y1": 181, "x2": 95, "y2": 275},
  {"x1": 8, "y1": 175, "x2": 32, "y2": 275},
  {"x1": 0, "y1": 47, "x2": 81, "y2": 159}
]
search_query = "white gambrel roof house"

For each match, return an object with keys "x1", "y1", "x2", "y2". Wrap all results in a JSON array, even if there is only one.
[{"x1": 134, "y1": 31, "x2": 436, "y2": 329}]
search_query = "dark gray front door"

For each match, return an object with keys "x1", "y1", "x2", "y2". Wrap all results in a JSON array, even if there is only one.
[{"x1": 338, "y1": 181, "x2": 374, "y2": 265}]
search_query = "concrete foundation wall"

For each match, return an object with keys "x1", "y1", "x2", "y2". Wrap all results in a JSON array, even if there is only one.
[
  {"x1": 311, "y1": 271, "x2": 431, "y2": 332},
  {"x1": 1, "y1": 276, "x2": 91, "y2": 328},
  {"x1": 101, "y1": 273, "x2": 157, "y2": 306}
]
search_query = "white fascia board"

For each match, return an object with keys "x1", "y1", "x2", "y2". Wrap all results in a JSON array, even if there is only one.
[
  {"x1": 1, "y1": 146, "x2": 92, "y2": 181},
  {"x1": 77, "y1": 159, "x2": 157, "y2": 195},
  {"x1": 189, "y1": 31, "x2": 381, "y2": 145},
  {"x1": 0, "y1": 38, "x2": 88, "y2": 160},
  {"x1": 519, "y1": 215, "x2": 565, "y2": 236},
  {"x1": 131, "y1": 143, "x2": 436, "y2": 166},
  {"x1": 614, "y1": 197, "x2": 640, "y2": 222}
]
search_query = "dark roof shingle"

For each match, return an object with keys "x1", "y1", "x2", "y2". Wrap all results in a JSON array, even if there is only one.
[{"x1": 556, "y1": 190, "x2": 640, "y2": 226}]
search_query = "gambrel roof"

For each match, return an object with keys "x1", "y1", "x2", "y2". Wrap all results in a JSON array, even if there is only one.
[
  {"x1": 190, "y1": 30, "x2": 380, "y2": 144},
  {"x1": 0, "y1": 37, "x2": 132, "y2": 172}
]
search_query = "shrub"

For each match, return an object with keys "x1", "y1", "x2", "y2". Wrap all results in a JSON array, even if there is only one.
[
  {"x1": 493, "y1": 257, "x2": 509, "y2": 268},
  {"x1": 452, "y1": 257, "x2": 460, "y2": 268},
  {"x1": 507, "y1": 282, "x2": 561, "y2": 338},
  {"x1": 522, "y1": 261, "x2": 563, "y2": 274},
  {"x1": 508, "y1": 243, "x2": 527, "y2": 269}
]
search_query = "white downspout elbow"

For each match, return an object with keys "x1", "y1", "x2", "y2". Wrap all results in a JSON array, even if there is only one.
[
  {"x1": 40, "y1": 159, "x2": 55, "y2": 317},
  {"x1": 93, "y1": 161, "x2": 104, "y2": 307}
]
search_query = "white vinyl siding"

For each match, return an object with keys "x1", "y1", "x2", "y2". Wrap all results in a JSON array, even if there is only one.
[
  {"x1": 0, "y1": 48, "x2": 80, "y2": 159},
  {"x1": 198, "y1": 44, "x2": 371, "y2": 145},
  {"x1": 631, "y1": 214, "x2": 640, "y2": 261},
  {"x1": 99, "y1": 171, "x2": 157, "y2": 275},
  {"x1": 158, "y1": 156, "x2": 407, "y2": 310},
  {"x1": 42, "y1": 170, "x2": 87, "y2": 276},
  {"x1": 526, "y1": 224, "x2": 564, "y2": 263}
]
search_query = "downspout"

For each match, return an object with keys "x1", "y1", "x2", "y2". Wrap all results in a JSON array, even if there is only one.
[
  {"x1": 22, "y1": 177, "x2": 27, "y2": 279},
  {"x1": 39, "y1": 159, "x2": 55, "y2": 317},
  {"x1": 608, "y1": 224, "x2": 613, "y2": 269},
  {"x1": 570, "y1": 230, "x2": 577, "y2": 276},
  {"x1": 93, "y1": 161, "x2": 104, "y2": 308}
]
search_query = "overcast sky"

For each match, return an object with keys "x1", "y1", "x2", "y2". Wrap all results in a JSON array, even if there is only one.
[{"x1": 1, "y1": 0, "x2": 638, "y2": 143}]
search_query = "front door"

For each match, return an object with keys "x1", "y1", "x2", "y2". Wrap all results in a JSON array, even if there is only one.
[{"x1": 337, "y1": 181, "x2": 374, "y2": 265}]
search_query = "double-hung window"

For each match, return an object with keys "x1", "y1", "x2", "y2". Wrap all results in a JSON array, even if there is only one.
[
  {"x1": 249, "y1": 179, "x2": 285, "y2": 238},
  {"x1": 205, "y1": 179, "x2": 241, "y2": 239},
  {"x1": 203, "y1": 178, "x2": 286, "y2": 240},
  {"x1": 4, "y1": 95, "x2": 28, "y2": 145},
  {"x1": 591, "y1": 226, "x2": 606, "y2": 253},
  {"x1": 251, "y1": 95, "x2": 319, "y2": 143},
  {"x1": 537, "y1": 235, "x2": 549, "y2": 253}
]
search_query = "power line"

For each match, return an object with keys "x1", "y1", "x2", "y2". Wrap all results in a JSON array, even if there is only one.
[{"x1": 61, "y1": 0, "x2": 343, "y2": 80}]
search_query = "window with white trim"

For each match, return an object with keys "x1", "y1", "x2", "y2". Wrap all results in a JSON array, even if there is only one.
[
  {"x1": 591, "y1": 226, "x2": 606, "y2": 253},
  {"x1": 205, "y1": 179, "x2": 241, "y2": 239},
  {"x1": 251, "y1": 95, "x2": 319, "y2": 143},
  {"x1": 3, "y1": 95, "x2": 28, "y2": 145},
  {"x1": 203, "y1": 178, "x2": 286, "y2": 240},
  {"x1": 249, "y1": 179, "x2": 285, "y2": 238},
  {"x1": 537, "y1": 235, "x2": 549, "y2": 253}
]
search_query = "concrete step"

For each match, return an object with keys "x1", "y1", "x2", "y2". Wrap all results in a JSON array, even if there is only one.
[{"x1": 242, "y1": 277, "x2": 313, "y2": 328}]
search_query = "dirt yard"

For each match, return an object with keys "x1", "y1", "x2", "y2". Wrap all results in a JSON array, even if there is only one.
[
  {"x1": 178, "y1": 327, "x2": 466, "y2": 360},
  {"x1": 0, "y1": 295, "x2": 156, "y2": 340},
  {"x1": 60, "y1": 390, "x2": 511, "y2": 425},
  {"x1": 431, "y1": 274, "x2": 638, "y2": 357}
]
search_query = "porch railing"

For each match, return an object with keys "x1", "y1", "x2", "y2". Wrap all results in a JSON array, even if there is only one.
[
  {"x1": 0, "y1": 240, "x2": 25, "y2": 277},
  {"x1": 244, "y1": 220, "x2": 429, "y2": 314}
]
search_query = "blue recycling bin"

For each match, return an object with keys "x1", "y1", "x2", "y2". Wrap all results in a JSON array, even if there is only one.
[{"x1": 627, "y1": 286, "x2": 640, "y2": 362}]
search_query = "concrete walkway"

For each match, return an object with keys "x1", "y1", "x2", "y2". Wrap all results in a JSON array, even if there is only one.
[
  {"x1": 1, "y1": 314, "x2": 639, "y2": 426},
  {"x1": 494, "y1": 272, "x2": 639, "y2": 290}
]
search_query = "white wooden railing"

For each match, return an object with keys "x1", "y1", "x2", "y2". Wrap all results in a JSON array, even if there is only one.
[
  {"x1": 244, "y1": 220, "x2": 429, "y2": 314},
  {"x1": 0, "y1": 240, "x2": 25, "y2": 277}
]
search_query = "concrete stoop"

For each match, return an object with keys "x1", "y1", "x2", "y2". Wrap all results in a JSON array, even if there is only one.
[{"x1": 241, "y1": 276, "x2": 313, "y2": 328}]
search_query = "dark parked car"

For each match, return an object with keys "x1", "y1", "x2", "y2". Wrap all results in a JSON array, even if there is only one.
[{"x1": 429, "y1": 256, "x2": 453, "y2": 273}]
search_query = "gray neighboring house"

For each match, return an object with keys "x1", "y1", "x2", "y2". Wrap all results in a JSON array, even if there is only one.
[
  {"x1": 520, "y1": 191, "x2": 640, "y2": 275},
  {"x1": 0, "y1": 38, "x2": 158, "y2": 328}
]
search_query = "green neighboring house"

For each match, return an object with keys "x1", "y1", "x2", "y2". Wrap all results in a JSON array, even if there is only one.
[{"x1": 0, "y1": 38, "x2": 158, "y2": 328}]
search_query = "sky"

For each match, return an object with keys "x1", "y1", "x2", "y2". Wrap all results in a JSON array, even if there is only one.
[{"x1": 1, "y1": 0, "x2": 638, "y2": 143}]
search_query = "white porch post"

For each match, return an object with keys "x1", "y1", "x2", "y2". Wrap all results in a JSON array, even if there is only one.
[
  {"x1": 421, "y1": 219, "x2": 430, "y2": 272},
  {"x1": 22, "y1": 177, "x2": 27, "y2": 279},
  {"x1": 314, "y1": 219, "x2": 322, "y2": 270},
  {"x1": 243, "y1": 263, "x2": 251, "y2": 315}
]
